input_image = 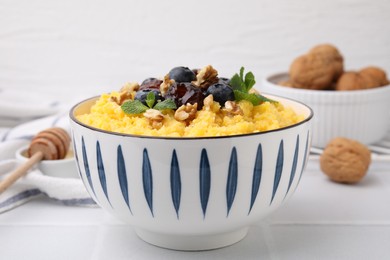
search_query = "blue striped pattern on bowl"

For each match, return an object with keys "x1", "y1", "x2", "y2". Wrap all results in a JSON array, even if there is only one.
[{"x1": 74, "y1": 131, "x2": 310, "y2": 220}]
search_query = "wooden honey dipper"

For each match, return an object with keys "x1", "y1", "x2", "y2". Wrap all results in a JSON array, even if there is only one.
[{"x1": 0, "y1": 127, "x2": 71, "y2": 194}]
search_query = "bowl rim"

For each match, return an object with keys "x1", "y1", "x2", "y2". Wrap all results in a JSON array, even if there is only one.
[
  {"x1": 15, "y1": 145, "x2": 75, "y2": 164},
  {"x1": 69, "y1": 94, "x2": 313, "y2": 140},
  {"x1": 264, "y1": 72, "x2": 390, "y2": 96}
]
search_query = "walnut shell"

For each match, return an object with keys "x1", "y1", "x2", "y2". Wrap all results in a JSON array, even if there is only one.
[
  {"x1": 289, "y1": 53, "x2": 335, "y2": 90},
  {"x1": 289, "y1": 44, "x2": 343, "y2": 90},
  {"x1": 320, "y1": 137, "x2": 371, "y2": 184},
  {"x1": 335, "y1": 71, "x2": 366, "y2": 90},
  {"x1": 359, "y1": 66, "x2": 389, "y2": 88},
  {"x1": 336, "y1": 66, "x2": 389, "y2": 90},
  {"x1": 310, "y1": 44, "x2": 344, "y2": 81}
]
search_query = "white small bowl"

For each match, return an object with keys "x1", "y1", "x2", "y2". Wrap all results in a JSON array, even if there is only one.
[
  {"x1": 261, "y1": 72, "x2": 390, "y2": 148},
  {"x1": 70, "y1": 94, "x2": 313, "y2": 251},
  {"x1": 16, "y1": 146, "x2": 79, "y2": 179}
]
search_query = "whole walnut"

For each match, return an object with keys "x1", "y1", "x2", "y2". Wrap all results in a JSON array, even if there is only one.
[
  {"x1": 320, "y1": 137, "x2": 371, "y2": 184},
  {"x1": 335, "y1": 71, "x2": 366, "y2": 90},
  {"x1": 289, "y1": 44, "x2": 344, "y2": 90},
  {"x1": 310, "y1": 44, "x2": 344, "y2": 80},
  {"x1": 336, "y1": 66, "x2": 389, "y2": 90},
  {"x1": 359, "y1": 66, "x2": 389, "y2": 88}
]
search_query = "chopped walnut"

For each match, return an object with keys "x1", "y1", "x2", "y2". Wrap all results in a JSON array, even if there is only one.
[
  {"x1": 110, "y1": 91, "x2": 133, "y2": 105},
  {"x1": 192, "y1": 65, "x2": 218, "y2": 89},
  {"x1": 174, "y1": 103, "x2": 197, "y2": 124},
  {"x1": 203, "y1": 94, "x2": 214, "y2": 110},
  {"x1": 120, "y1": 82, "x2": 140, "y2": 93},
  {"x1": 110, "y1": 82, "x2": 140, "y2": 105},
  {"x1": 143, "y1": 109, "x2": 164, "y2": 129},
  {"x1": 224, "y1": 101, "x2": 243, "y2": 116},
  {"x1": 160, "y1": 74, "x2": 175, "y2": 95},
  {"x1": 144, "y1": 109, "x2": 164, "y2": 120}
]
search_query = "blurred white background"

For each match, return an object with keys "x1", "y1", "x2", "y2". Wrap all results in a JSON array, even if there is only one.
[{"x1": 1, "y1": 0, "x2": 389, "y2": 104}]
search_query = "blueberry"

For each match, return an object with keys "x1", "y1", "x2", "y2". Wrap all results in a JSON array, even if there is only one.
[
  {"x1": 206, "y1": 83, "x2": 235, "y2": 106},
  {"x1": 218, "y1": 77, "x2": 231, "y2": 85},
  {"x1": 135, "y1": 89, "x2": 164, "y2": 106},
  {"x1": 140, "y1": 78, "x2": 163, "y2": 90},
  {"x1": 168, "y1": 66, "x2": 196, "y2": 83}
]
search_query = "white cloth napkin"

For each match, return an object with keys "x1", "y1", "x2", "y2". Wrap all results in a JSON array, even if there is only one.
[
  {"x1": 0, "y1": 88, "x2": 62, "y2": 127},
  {"x1": 0, "y1": 113, "x2": 96, "y2": 213}
]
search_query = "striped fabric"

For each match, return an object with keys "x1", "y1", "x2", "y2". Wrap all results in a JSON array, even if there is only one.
[{"x1": 0, "y1": 114, "x2": 96, "y2": 214}]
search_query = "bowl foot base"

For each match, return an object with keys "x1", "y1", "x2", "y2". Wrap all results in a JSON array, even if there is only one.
[{"x1": 135, "y1": 227, "x2": 249, "y2": 251}]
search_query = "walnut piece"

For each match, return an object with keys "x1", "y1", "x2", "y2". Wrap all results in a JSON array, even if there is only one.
[
  {"x1": 203, "y1": 94, "x2": 214, "y2": 110},
  {"x1": 224, "y1": 101, "x2": 243, "y2": 115},
  {"x1": 110, "y1": 91, "x2": 133, "y2": 105},
  {"x1": 174, "y1": 103, "x2": 197, "y2": 124},
  {"x1": 192, "y1": 65, "x2": 218, "y2": 89},
  {"x1": 143, "y1": 109, "x2": 164, "y2": 129},
  {"x1": 160, "y1": 74, "x2": 175, "y2": 95},
  {"x1": 120, "y1": 82, "x2": 140, "y2": 93},
  {"x1": 110, "y1": 82, "x2": 140, "y2": 105}
]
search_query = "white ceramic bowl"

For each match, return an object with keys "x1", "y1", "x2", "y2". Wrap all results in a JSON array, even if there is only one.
[
  {"x1": 15, "y1": 146, "x2": 79, "y2": 179},
  {"x1": 69, "y1": 95, "x2": 313, "y2": 251},
  {"x1": 262, "y1": 73, "x2": 390, "y2": 148}
]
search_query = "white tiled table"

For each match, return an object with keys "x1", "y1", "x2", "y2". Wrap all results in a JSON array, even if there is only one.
[{"x1": 1, "y1": 159, "x2": 389, "y2": 260}]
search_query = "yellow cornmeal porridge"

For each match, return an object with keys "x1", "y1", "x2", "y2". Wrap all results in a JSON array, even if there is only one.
[{"x1": 77, "y1": 92, "x2": 304, "y2": 137}]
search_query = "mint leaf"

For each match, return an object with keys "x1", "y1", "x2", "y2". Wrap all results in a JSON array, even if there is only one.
[
  {"x1": 234, "y1": 90, "x2": 278, "y2": 106},
  {"x1": 239, "y1": 67, "x2": 244, "y2": 82},
  {"x1": 256, "y1": 94, "x2": 278, "y2": 103},
  {"x1": 146, "y1": 92, "x2": 155, "y2": 108},
  {"x1": 244, "y1": 71, "x2": 256, "y2": 91},
  {"x1": 231, "y1": 66, "x2": 278, "y2": 105},
  {"x1": 234, "y1": 90, "x2": 261, "y2": 105},
  {"x1": 230, "y1": 66, "x2": 253, "y2": 92},
  {"x1": 121, "y1": 100, "x2": 149, "y2": 114},
  {"x1": 121, "y1": 96, "x2": 176, "y2": 115},
  {"x1": 153, "y1": 99, "x2": 177, "y2": 111},
  {"x1": 230, "y1": 74, "x2": 243, "y2": 91}
]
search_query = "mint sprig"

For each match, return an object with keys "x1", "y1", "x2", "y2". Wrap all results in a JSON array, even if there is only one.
[
  {"x1": 231, "y1": 67, "x2": 256, "y2": 92},
  {"x1": 121, "y1": 92, "x2": 177, "y2": 115},
  {"x1": 145, "y1": 91, "x2": 155, "y2": 108},
  {"x1": 121, "y1": 100, "x2": 148, "y2": 114},
  {"x1": 153, "y1": 99, "x2": 177, "y2": 110},
  {"x1": 230, "y1": 67, "x2": 277, "y2": 105}
]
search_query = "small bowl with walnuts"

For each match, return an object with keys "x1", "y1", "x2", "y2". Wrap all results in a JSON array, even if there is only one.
[{"x1": 261, "y1": 44, "x2": 390, "y2": 148}]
